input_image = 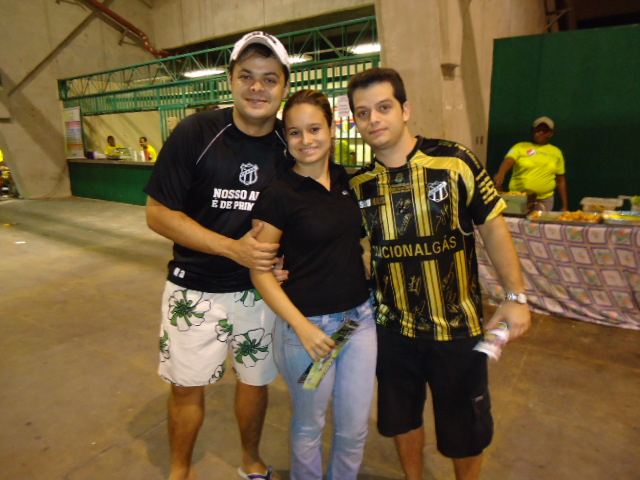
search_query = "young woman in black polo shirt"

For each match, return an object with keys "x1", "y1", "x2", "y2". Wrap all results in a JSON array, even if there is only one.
[{"x1": 250, "y1": 89, "x2": 376, "y2": 480}]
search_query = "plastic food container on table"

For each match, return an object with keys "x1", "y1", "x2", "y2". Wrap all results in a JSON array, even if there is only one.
[
  {"x1": 580, "y1": 197, "x2": 623, "y2": 212},
  {"x1": 500, "y1": 192, "x2": 537, "y2": 216}
]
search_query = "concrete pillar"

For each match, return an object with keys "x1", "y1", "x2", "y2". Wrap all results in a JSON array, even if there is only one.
[
  {"x1": 374, "y1": 0, "x2": 546, "y2": 163},
  {"x1": 374, "y1": 0, "x2": 445, "y2": 139}
]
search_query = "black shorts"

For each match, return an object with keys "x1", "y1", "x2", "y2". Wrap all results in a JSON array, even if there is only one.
[{"x1": 376, "y1": 325, "x2": 493, "y2": 458}]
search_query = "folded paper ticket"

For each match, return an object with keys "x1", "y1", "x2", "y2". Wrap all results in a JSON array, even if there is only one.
[{"x1": 298, "y1": 320, "x2": 360, "y2": 390}]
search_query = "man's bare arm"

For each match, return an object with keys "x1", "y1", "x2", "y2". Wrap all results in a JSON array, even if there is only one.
[
  {"x1": 146, "y1": 196, "x2": 279, "y2": 271},
  {"x1": 477, "y1": 215, "x2": 531, "y2": 340}
]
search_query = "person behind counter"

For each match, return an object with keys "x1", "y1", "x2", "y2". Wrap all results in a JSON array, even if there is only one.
[
  {"x1": 493, "y1": 116, "x2": 568, "y2": 211},
  {"x1": 104, "y1": 135, "x2": 124, "y2": 155},
  {"x1": 139, "y1": 136, "x2": 157, "y2": 162}
]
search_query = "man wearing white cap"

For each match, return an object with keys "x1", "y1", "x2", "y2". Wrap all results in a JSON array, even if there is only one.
[
  {"x1": 145, "y1": 31, "x2": 290, "y2": 480},
  {"x1": 493, "y1": 116, "x2": 568, "y2": 211}
]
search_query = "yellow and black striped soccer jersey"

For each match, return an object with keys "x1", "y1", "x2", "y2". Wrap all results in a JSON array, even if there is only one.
[{"x1": 350, "y1": 137, "x2": 506, "y2": 340}]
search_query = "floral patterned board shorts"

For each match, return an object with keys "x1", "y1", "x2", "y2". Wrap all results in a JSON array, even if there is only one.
[{"x1": 158, "y1": 281, "x2": 278, "y2": 387}]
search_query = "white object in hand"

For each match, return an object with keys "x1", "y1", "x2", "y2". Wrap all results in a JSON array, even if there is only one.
[{"x1": 473, "y1": 322, "x2": 510, "y2": 361}]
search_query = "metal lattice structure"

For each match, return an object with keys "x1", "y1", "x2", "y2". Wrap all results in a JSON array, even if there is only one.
[{"x1": 58, "y1": 17, "x2": 380, "y2": 166}]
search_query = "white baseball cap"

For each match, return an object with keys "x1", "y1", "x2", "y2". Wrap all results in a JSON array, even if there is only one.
[
  {"x1": 230, "y1": 31, "x2": 290, "y2": 73},
  {"x1": 533, "y1": 116, "x2": 555, "y2": 130}
]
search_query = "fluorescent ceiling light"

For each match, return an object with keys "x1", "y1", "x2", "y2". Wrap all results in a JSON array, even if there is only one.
[
  {"x1": 350, "y1": 43, "x2": 381, "y2": 55},
  {"x1": 184, "y1": 68, "x2": 225, "y2": 78},
  {"x1": 289, "y1": 54, "x2": 312, "y2": 64}
]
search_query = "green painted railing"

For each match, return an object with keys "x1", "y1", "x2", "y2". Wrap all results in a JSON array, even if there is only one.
[
  {"x1": 59, "y1": 17, "x2": 379, "y2": 168},
  {"x1": 59, "y1": 17, "x2": 379, "y2": 114}
]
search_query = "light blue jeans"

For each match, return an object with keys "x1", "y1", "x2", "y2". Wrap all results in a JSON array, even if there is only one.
[{"x1": 274, "y1": 297, "x2": 377, "y2": 480}]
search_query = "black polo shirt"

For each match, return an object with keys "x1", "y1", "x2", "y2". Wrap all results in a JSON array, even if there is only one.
[{"x1": 252, "y1": 163, "x2": 370, "y2": 317}]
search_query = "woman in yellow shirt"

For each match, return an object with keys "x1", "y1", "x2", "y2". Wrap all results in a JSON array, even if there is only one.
[{"x1": 493, "y1": 117, "x2": 568, "y2": 211}]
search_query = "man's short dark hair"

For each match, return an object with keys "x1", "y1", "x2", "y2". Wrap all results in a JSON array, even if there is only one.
[
  {"x1": 347, "y1": 67, "x2": 407, "y2": 112},
  {"x1": 228, "y1": 44, "x2": 290, "y2": 85}
]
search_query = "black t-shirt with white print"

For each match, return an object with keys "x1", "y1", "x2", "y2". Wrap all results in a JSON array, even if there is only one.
[{"x1": 145, "y1": 107, "x2": 290, "y2": 293}]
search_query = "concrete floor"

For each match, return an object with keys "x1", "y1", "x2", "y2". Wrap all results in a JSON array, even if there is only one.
[{"x1": 1, "y1": 197, "x2": 639, "y2": 480}]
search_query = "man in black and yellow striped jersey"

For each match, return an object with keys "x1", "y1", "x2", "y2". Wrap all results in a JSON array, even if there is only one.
[{"x1": 348, "y1": 68, "x2": 531, "y2": 480}]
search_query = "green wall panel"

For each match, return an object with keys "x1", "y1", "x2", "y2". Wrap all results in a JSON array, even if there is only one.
[
  {"x1": 69, "y1": 162, "x2": 153, "y2": 206},
  {"x1": 487, "y1": 25, "x2": 640, "y2": 210}
]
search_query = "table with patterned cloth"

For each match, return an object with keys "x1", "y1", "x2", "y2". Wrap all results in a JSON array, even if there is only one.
[{"x1": 476, "y1": 216, "x2": 640, "y2": 330}]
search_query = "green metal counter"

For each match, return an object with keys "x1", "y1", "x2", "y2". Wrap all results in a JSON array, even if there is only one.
[{"x1": 68, "y1": 158, "x2": 154, "y2": 206}]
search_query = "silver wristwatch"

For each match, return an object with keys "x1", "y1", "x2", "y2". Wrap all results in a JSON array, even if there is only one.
[{"x1": 504, "y1": 292, "x2": 528, "y2": 304}]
